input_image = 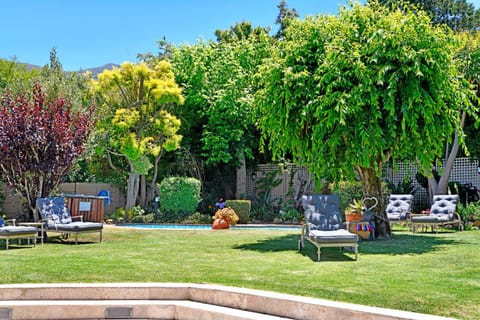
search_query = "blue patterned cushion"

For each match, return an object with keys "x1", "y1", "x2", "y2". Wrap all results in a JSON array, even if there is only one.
[
  {"x1": 37, "y1": 197, "x2": 72, "y2": 228},
  {"x1": 386, "y1": 194, "x2": 413, "y2": 221},
  {"x1": 302, "y1": 195, "x2": 342, "y2": 231},
  {"x1": 430, "y1": 195, "x2": 458, "y2": 220}
]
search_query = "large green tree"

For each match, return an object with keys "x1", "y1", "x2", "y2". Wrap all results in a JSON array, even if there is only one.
[
  {"x1": 376, "y1": 0, "x2": 480, "y2": 31},
  {"x1": 256, "y1": 3, "x2": 477, "y2": 238},
  {"x1": 170, "y1": 23, "x2": 273, "y2": 198},
  {"x1": 91, "y1": 61, "x2": 183, "y2": 212},
  {"x1": 0, "y1": 59, "x2": 38, "y2": 95}
]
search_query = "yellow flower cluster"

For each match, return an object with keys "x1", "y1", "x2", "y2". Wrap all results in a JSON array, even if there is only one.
[{"x1": 213, "y1": 207, "x2": 239, "y2": 226}]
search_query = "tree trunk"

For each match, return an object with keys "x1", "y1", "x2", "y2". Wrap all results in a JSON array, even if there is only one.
[
  {"x1": 139, "y1": 174, "x2": 147, "y2": 208},
  {"x1": 356, "y1": 166, "x2": 391, "y2": 239},
  {"x1": 236, "y1": 151, "x2": 247, "y2": 199},
  {"x1": 427, "y1": 112, "x2": 465, "y2": 203},
  {"x1": 147, "y1": 153, "x2": 162, "y2": 209},
  {"x1": 125, "y1": 170, "x2": 139, "y2": 220}
]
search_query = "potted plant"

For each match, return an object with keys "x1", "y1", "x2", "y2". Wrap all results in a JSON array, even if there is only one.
[
  {"x1": 212, "y1": 207, "x2": 239, "y2": 229},
  {"x1": 344, "y1": 199, "x2": 364, "y2": 222}
]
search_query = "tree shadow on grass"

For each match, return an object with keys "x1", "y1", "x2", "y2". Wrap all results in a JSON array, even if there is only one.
[
  {"x1": 44, "y1": 235, "x2": 97, "y2": 245},
  {"x1": 233, "y1": 234, "x2": 299, "y2": 252},
  {"x1": 233, "y1": 234, "x2": 357, "y2": 262},
  {"x1": 233, "y1": 232, "x2": 462, "y2": 261},
  {"x1": 359, "y1": 232, "x2": 458, "y2": 255}
]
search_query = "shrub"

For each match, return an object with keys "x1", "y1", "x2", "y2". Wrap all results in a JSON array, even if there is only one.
[
  {"x1": 330, "y1": 181, "x2": 363, "y2": 215},
  {"x1": 181, "y1": 212, "x2": 212, "y2": 224},
  {"x1": 280, "y1": 208, "x2": 301, "y2": 222},
  {"x1": 127, "y1": 206, "x2": 145, "y2": 221},
  {"x1": 106, "y1": 208, "x2": 125, "y2": 223},
  {"x1": 131, "y1": 213, "x2": 154, "y2": 223},
  {"x1": 226, "y1": 200, "x2": 251, "y2": 223},
  {"x1": 159, "y1": 177, "x2": 201, "y2": 222}
]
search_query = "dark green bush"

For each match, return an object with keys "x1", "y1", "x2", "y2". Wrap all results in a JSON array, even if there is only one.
[
  {"x1": 131, "y1": 213, "x2": 154, "y2": 223},
  {"x1": 181, "y1": 212, "x2": 212, "y2": 224},
  {"x1": 330, "y1": 181, "x2": 363, "y2": 215},
  {"x1": 159, "y1": 177, "x2": 201, "y2": 222},
  {"x1": 226, "y1": 200, "x2": 251, "y2": 223}
]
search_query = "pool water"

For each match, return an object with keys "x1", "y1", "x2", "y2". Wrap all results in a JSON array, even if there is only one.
[{"x1": 116, "y1": 223, "x2": 300, "y2": 231}]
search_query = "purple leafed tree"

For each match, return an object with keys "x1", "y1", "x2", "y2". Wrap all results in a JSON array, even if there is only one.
[{"x1": 0, "y1": 84, "x2": 95, "y2": 220}]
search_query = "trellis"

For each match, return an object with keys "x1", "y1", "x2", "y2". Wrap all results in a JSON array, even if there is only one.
[{"x1": 248, "y1": 157, "x2": 480, "y2": 213}]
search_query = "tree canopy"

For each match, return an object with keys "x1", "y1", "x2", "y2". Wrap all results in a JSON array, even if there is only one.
[
  {"x1": 0, "y1": 84, "x2": 95, "y2": 218},
  {"x1": 375, "y1": 0, "x2": 480, "y2": 31},
  {"x1": 91, "y1": 61, "x2": 183, "y2": 211},
  {"x1": 256, "y1": 2, "x2": 477, "y2": 237}
]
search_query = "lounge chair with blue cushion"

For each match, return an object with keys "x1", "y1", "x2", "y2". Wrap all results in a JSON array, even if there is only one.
[
  {"x1": 386, "y1": 194, "x2": 413, "y2": 226},
  {"x1": 410, "y1": 195, "x2": 463, "y2": 233},
  {"x1": 298, "y1": 194, "x2": 359, "y2": 261},
  {"x1": 0, "y1": 217, "x2": 37, "y2": 250},
  {"x1": 36, "y1": 197, "x2": 103, "y2": 244}
]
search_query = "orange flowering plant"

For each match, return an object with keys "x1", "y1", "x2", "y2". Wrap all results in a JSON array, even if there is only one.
[{"x1": 213, "y1": 207, "x2": 239, "y2": 226}]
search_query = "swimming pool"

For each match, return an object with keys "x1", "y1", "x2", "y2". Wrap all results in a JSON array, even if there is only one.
[{"x1": 116, "y1": 223, "x2": 301, "y2": 231}]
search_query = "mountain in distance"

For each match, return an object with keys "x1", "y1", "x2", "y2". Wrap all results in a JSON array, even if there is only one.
[
  {"x1": 22, "y1": 62, "x2": 120, "y2": 79},
  {"x1": 78, "y1": 63, "x2": 120, "y2": 78}
]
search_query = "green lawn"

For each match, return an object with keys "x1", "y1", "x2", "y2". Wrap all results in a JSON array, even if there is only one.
[{"x1": 1, "y1": 225, "x2": 479, "y2": 319}]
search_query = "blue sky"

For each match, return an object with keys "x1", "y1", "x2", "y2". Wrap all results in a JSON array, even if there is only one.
[
  {"x1": 0, "y1": 0, "x2": 352, "y2": 71},
  {"x1": 1, "y1": 0, "x2": 479, "y2": 71}
]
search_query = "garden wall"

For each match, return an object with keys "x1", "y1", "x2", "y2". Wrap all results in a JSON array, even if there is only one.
[{"x1": 2, "y1": 183, "x2": 125, "y2": 219}]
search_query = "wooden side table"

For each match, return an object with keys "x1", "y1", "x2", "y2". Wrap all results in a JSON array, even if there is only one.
[{"x1": 18, "y1": 222, "x2": 44, "y2": 245}]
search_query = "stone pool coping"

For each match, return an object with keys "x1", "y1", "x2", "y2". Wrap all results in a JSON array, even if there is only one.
[{"x1": 0, "y1": 283, "x2": 455, "y2": 320}]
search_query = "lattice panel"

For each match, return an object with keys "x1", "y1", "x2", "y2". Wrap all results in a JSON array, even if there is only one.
[{"x1": 248, "y1": 158, "x2": 480, "y2": 213}]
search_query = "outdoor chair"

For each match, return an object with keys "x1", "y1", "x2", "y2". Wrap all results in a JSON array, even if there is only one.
[
  {"x1": 36, "y1": 197, "x2": 103, "y2": 244},
  {"x1": 0, "y1": 217, "x2": 37, "y2": 250},
  {"x1": 298, "y1": 194, "x2": 359, "y2": 261},
  {"x1": 386, "y1": 194, "x2": 413, "y2": 226},
  {"x1": 410, "y1": 195, "x2": 463, "y2": 233}
]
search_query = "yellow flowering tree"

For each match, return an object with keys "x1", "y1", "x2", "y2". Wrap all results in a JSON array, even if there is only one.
[{"x1": 91, "y1": 61, "x2": 183, "y2": 212}]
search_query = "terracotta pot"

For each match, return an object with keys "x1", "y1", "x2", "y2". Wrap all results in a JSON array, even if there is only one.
[
  {"x1": 345, "y1": 213, "x2": 362, "y2": 222},
  {"x1": 212, "y1": 218, "x2": 229, "y2": 229}
]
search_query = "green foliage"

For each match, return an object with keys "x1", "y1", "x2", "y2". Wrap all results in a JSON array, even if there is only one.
[
  {"x1": 92, "y1": 61, "x2": 184, "y2": 209},
  {"x1": 375, "y1": 0, "x2": 480, "y2": 32},
  {"x1": 106, "y1": 208, "x2": 126, "y2": 223},
  {"x1": 181, "y1": 212, "x2": 212, "y2": 224},
  {"x1": 279, "y1": 207, "x2": 301, "y2": 222},
  {"x1": 131, "y1": 213, "x2": 154, "y2": 223},
  {"x1": 170, "y1": 31, "x2": 273, "y2": 167},
  {"x1": 226, "y1": 200, "x2": 251, "y2": 223},
  {"x1": 127, "y1": 206, "x2": 145, "y2": 221},
  {"x1": 330, "y1": 181, "x2": 363, "y2": 216},
  {"x1": 250, "y1": 169, "x2": 283, "y2": 221},
  {"x1": 0, "y1": 58, "x2": 38, "y2": 95},
  {"x1": 386, "y1": 176, "x2": 416, "y2": 194},
  {"x1": 256, "y1": 2, "x2": 476, "y2": 185},
  {"x1": 159, "y1": 177, "x2": 201, "y2": 222},
  {"x1": 456, "y1": 202, "x2": 480, "y2": 226}
]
